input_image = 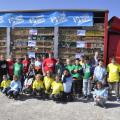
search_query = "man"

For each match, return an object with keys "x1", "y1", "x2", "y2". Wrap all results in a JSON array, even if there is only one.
[{"x1": 42, "y1": 52, "x2": 57, "y2": 75}]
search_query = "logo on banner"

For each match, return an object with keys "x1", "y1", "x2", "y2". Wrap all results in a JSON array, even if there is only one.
[
  {"x1": 73, "y1": 15, "x2": 92, "y2": 25},
  {"x1": 50, "y1": 12, "x2": 68, "y2": 25},
  {"x1": 8, "y1": 15, "x2": 24, "y2": 26},
  {"x1": 29, "y1": 15, "x2": 46, "y2": 25}
]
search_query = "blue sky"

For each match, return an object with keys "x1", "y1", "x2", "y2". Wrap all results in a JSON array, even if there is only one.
[{"x1": 0, "y1": 0, "x2": 119, "y2": 19}]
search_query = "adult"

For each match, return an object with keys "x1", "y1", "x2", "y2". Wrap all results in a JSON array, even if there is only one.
[
  {"x1": 22, "y1": 55, "x2": 30, "y2": 75},
  {"x1": 7, "y1": 56, "x2": 14, "y2": 80},
  {"x1": 90, "y1": 51, "x2": 100, "y2": 74},
  {"x1": 0, "y1": 55, "x2": 8, "y2": 83},
  {"x1": 42, "y1": 53, "x2": 57, "y2": 75}
]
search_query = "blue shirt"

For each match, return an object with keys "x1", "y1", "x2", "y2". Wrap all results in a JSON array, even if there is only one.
[
  {"x1": 93, "y1": 88, "x2": 108, "y2": 98},
  {"x1": 94, "y1": 66, "x2": 107, "y2": 81},
  {"x1": 62, "y1": 75, "x2": 73, "y2": 93},
  {"x1": 10, "y1": 80, "x2": 22, "y2": 91}
]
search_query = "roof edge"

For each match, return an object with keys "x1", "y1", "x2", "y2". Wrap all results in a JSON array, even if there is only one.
[{"x1": 0, "y1": 9, "x2": 109, "y2": 13}]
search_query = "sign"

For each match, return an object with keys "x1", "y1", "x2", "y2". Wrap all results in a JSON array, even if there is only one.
[
  {"x1": 75, "y1": 53, "x2": 85, "y2": 58},
  {"x1": 0, "y1": 11, "x2": 93, "y2": 27},
  {"x1": 77, "y1": 30, "x2": 86, "y2": 36},
  {"x1": 76, "y1": 41, "x2": 86, "y2": 48},
  {"x1": 29, "y1": 29, "x2": 37, "y2": 35},
  {"x1": 28, "y1": 40, "x2": 36, "y2": 47},
  {"x1": 28, "y1": 51, "x2": 35, "y2": 58}
]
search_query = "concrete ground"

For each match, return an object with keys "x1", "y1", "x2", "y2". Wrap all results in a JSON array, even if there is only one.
[{"x1": 0, "y1": 93, "x2": 120, "y2": 120}]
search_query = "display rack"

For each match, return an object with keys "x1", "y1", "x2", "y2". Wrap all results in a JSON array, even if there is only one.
[
  {"x1": 11, "y1": 28, "x2": 54, "y2": 58},
  {"x1": 58, "y1": 23, "x2": 104, "y2": 61},
  {"x1": 0, "y1": 28, "x2": 7, "y2": 56}
]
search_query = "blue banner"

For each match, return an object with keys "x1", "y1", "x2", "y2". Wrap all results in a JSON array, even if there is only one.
[{"x1": 0, "y1": 11, "x2": 93, "y2": 27}]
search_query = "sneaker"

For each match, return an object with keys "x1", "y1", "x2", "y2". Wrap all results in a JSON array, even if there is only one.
[{"x1": 82, "y1": 95, "x2": 87, "y2": 99}]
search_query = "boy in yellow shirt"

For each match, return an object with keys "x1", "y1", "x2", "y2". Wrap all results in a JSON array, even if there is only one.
[
  {"x1": 43, "y1": 71, "x2": 54, "y2": 98},
  {"x1": 50, "y1": 75, "x2": 63, "y2": 102},
  {"x1": 107, "y1": 57, "x2": 120, "y2": 101},
  {"x1": 32, "y1": 74, "x2": 44, "y2": 97},
  {"x1": 0, "y1": 75, "x2": 11, "y2": 95}
]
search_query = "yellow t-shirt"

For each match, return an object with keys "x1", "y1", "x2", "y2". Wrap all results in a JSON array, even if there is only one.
[
  {"x1": 32, "y1": 80, "x2": 44, "y2": 90},
  {"x1": 1, "y1": 80, "x2": 11, "y2": 88},
  {"x1": 51, "y1": 81, "x2": 63, "y2": 95},
  {"x1": 107, "y1": 63, "x2": 120, "y2": 82},
  {"x1": 43, "y1": 76, "x2": 54, "y2": 90}
]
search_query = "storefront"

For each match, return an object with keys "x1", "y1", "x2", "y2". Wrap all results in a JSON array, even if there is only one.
[{"x1": 0, "y1": 9, "x2": 108, "y2": 63}]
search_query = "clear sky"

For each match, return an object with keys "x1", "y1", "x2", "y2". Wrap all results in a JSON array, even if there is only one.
[{"x1": 0, "y1": 0, "x2": 119, "y2": 19}]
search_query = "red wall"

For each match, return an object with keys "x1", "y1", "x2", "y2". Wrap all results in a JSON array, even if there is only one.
[{"x1": 107, "y1": 33, "x2": 120, "y2": 64}]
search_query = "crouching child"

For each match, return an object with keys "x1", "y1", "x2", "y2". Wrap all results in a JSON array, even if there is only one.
[
  {"x1": 7, "y1": 75, "x2": 22, "y2": 99},
  {"x1": 50, "y1": 75, "x2": 63, "y2": 102},
  {"x1": 0, "y1": 75, "x2": 11, "y2": 95},
  {"x1": 32, "y1": 74, "x2": 44, "y2": 98},
  {"x1": 62, "y1": 69, "x2": 73, "y2": 102},
  {"x1": 93, "y1": 81, "x2": 108, "y2": 108}
]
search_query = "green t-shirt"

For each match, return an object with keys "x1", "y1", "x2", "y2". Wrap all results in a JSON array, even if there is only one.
[
  {"x1": 14, "y1": 63, "x2": 23, "y2": 78},
  {"x1": 65, "y1": 65, "x2": 74, "y2": 74},
  {"x1": 83, "y1": 64, "x2": 91, "y2": 79},
  {"x1": 72, "y1": 65, "x2": 82, "y2": 80}
]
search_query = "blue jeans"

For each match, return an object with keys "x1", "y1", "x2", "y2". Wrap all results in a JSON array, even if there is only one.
[
  {"x1": 7, "y1": 89, "x2": 20, "y2": 98},
  {"x1": 2, "y1": 88, "x2": 10, "y2": 94},
  {"x1": 83, "y1": 79, "x2": 91, "y2": 96}
]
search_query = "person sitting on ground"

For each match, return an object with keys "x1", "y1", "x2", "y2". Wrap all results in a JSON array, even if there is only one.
[
  {"x1": 7, "y1": 75, "x2": 22, "y2": 99},
  {"x1": 50, "y1": 74, "x2": 63, "y2": 102},
  {"x1": 32, "y1": 74, "x2": 44, "y2": 97},
  {"x1": 0, "y1": 75, "x2": 11, "y2": 95},
  {"x1": 93, "y1": 81, "x2": 108, "y2": 108},
  {"x1": 43, "y1": 71, "x2": 54, "y2": 98}
]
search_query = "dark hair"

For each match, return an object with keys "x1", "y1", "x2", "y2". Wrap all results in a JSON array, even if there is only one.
[{"x1": 98, "y1": 59, "x2": 104, "y2": 62}]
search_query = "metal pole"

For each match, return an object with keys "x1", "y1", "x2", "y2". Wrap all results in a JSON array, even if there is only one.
[
  {"x1": 54, "y1": 26, "x2": 59, "y2": 58},
  {"x1": 6, "y1": 27, "x2": 11, "y2": 58}
]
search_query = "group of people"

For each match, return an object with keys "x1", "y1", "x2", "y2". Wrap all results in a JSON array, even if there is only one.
[{"x1": 0, "y1": 51, "x2": 120, "y2": 108}]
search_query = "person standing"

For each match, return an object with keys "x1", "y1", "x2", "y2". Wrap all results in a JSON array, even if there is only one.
[
  {"x1": 42, "y1": 53, "x2": 57, "y2": 75},
  {"x1": 107, "y1": 57, "x2": 120, "y2": 101},
  {"x1": 22, "y1": 55, "x2": 30, "y2": 76},
  {"x1": 14, "y1": 58, "x2": 23, "y2": 87},
  {"x1": 0, "y1": 55, "x2": 8, "y2": 83}
]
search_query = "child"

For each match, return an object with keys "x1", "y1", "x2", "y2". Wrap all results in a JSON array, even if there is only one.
[
  {"x1": 107, "y1": 57, "x2": 120, "y2": 101},
  {"x1": 0, "y1": 75, "x2": 11, "y2": 95},
  {"x1": 22, "y1": 64, "x2": 35, "y2": 94},
  {"x1": 62, "y1": 69, "x2": 73, "y2": 102},
  {"x1": 93, "y1": 82, "x2": 108, "y2": 108},
  {"x1": 82, "y1": 57, "x2": 92, "y2": 99},
  {"x1": 32, "y1": 74, "x2": 44, "y2": 97},
  {"x1": 72, "y1": 58, "x2": 83, "y2": 97},
  {"x1": 93, "y1": 59, "x2": 107, "y2": 85},
  {"x1": 65, "y1": 58, "x2": 74, "y2": 74},
  {"x1": 35, "y1": 57, "x2": 42, "y2": 75},
  {"x1": 55, "y1": 58, "x2": 64, "y2": 76},
  {"x1": 43, "y1": 71, "x2": 54, "y2": 98},
  {"x1": 50, "y1": 74, "x2": 63, "y2": 102},
  {"x1": 7, "y1": 75, "x2": 22, "y2": 99}
]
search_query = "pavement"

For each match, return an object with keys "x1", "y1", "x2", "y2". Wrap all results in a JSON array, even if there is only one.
[{"x1": 0, "y1": 93, "x2": 120, "y2": 120}]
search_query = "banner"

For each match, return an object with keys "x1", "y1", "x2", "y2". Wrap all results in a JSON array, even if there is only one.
[{"x1": 0, "y1": 11, "x2": 93, "y2": 27}]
